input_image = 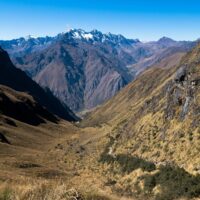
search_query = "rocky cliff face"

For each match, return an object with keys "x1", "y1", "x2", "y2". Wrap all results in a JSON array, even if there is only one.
[{"x1": 165, "y1": 46, "x2": 200, "y2": 123}]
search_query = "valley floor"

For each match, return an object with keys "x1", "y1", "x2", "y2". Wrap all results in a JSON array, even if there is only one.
[
  {"x1": 0, "y1": 116, "x2": 122, "y2": 200},
  {"x1": 1, "y1": 115, "x2": 200, "y2": 200}
]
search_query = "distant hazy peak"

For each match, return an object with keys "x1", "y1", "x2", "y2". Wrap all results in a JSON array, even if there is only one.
[{"x1": 157, "y1": 36, "x2": 177, "y2": 45}]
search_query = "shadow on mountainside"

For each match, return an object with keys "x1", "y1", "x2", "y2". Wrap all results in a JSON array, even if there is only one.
[
  {"x1": 0, "y1": 133, "x2": 10, "y2": 144},
  {"x1": 99, "y1": 143, "x2": 200, "y2": 200},
  {"x1": 0, "y1": 86, "x2": 58, "y2": 126},
  {"x1": 100, "y1": 153, "x2": 156, "y2": 174},
  {"x1": 140, "y1": 164, "x2": 200, "y2": 200}
]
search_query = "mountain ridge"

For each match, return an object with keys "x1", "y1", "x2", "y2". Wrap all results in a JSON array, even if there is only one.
[{"x1": 0, "y1": 47, "x2": 78, "y2": 121}]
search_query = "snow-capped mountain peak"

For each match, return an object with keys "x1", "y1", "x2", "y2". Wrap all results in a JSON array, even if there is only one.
[
  {"x1": 63, "y1": 28, "x2": 140, "y2": 45},
  {"x1": 24, "y1": 35, "x2": 38, "y2": 41}
]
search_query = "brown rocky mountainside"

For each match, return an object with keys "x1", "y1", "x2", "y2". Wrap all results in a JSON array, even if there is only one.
[
  {"x1": 1, "y1": 30, "x2": 196, "y2": 112},
  {"x1": 0, "y1": 47, "x2": 78, "y2": 121},
  {"x1": 80, "y1": 42, "x2": 200, "y2": 199},
  {"x1": 11, "y1": 30, "x2": 135, "y2": 111}
]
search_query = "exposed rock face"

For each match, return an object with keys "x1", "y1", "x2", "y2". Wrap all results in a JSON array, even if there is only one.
[
  {"x1": 0, "y1": 47, "x2": 78, "y2": 121},
  {"x1": 165, "y1": 51, "x2": 200, "y2": 121},
  {"x1": 0, "y1": 29, "x2": 196, "y2": 111}
]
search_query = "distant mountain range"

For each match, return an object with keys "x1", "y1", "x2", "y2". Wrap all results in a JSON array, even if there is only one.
[{"x1": 0, "y1": 29, "x2": 197, "y2": 111}]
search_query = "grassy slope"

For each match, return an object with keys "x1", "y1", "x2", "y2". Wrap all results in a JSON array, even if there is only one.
[
  {"x1": 0, "y1": 114, "x2": 123, "y2": 200},
  {"x1": 79, "y1": 44, "x2": 200, "y2": 199},
  {"x1": 1, "y1": 47, "x2": 200, "y2": 200},
  {"x1": 0, "y1": 81, "x2": 117, "y2": 199}
]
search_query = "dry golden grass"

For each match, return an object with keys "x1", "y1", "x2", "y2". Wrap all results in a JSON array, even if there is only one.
[
  {"x1": 2, "y1": 45, "x2": 200, "y2": 200},
  {"x1": 78, "y1": 44, "x2": 200, "y2": 199},
  {"x1": 0, "y1": 178, "x2": 113, "y2": 200}
]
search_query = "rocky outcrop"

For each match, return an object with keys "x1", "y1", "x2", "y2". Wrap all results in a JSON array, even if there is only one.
[{"x1": 165, "y1": 55, "x2": 200, "y2": 122}]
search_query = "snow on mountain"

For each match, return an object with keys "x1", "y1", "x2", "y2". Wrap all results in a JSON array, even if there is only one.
[
  {"x1": 0, "y1": 29, "x2": 141, "y2": 57},
  {"x1": 82, "y1": 33, "x2": 93, "y2": 40},
  {"x1": 63, "y1": 28, "x2": 140, "y2": 45}
]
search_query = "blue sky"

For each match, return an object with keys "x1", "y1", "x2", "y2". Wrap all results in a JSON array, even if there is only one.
[{"x1": 1, "y1": 0, "x2": 200, "y2": 41}]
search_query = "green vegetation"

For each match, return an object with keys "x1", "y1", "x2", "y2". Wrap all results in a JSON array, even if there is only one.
[
  {"x1": 141, "y1": 165, "x2": 200, "y2": 200},
  {"x1": 100, "y1": 153, "x2": 156, "y2": 174},
  {"x1": 0, "y1": 188, "x2": 13, "y2": 200}
]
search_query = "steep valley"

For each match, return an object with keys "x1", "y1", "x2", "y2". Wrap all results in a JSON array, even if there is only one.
[{"x1": 1, "y1": 40, "x2": 200, "y2": 200}]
